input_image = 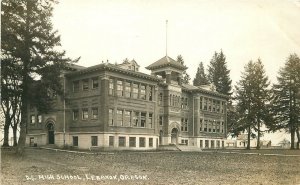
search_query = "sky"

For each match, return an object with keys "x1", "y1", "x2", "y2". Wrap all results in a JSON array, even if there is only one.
[
  {"x1": 52, "y1": 0, "x2": 300, "y2": 87},
  {"x1": 49, "y1": 0, "x2": 300, "y2": 144}
]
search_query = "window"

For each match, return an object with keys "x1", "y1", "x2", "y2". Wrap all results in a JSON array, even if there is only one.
[
  {"x1": 30, "y1": 115, "x2": 35, "y2": 124},
  {"x1": 185, "y1": 98, "x2": 188, "y2": 109},
  {"x1": 181, "y1": 97, "x2": 184, "y2": 108},
  {"x1": 181, "y1": 118, "x2": 188, "y2": 132},
  {"x1": 37, "y1": 115, "x2": 42, "y2": 123},
  {"x1": 140, "y1": 85, "x2": 146, "y2": 100},
  {"x1": 109, "y1": 79, "x2": 114, "y2": 95},
  {"x1": 141, "y1": 112, "x2": 146, "y2": 127},
  {"x1": 92, "y1": 78, "x2": 99, "y2": 89},
  {"x1": 200, "y1": 140, "x2": 203, "y2": 148},
  {"x1": 204, "y1": 98, "x2": 207, "y2": 110},
  {"x1": 149, "y1": 86, "x2": 153, "y2": 101},
  {"x1": 139, "y1": 137, "x2": 145, "y2": 147},
  {"x1": 216, "y1": 100, "x2": 220, "y2": 112},
  {"x1": 199, "y1": 119, "x2": 203, "y2": 131},
  {"x1": 82, "y1": 79, "x2": 89, "y2": 90},
  {"x1": 159, "y1": 93, "x2": 163, "y2": 105},
  {"x1": 117, "y1": 80, "x2": 123, "y2": 96},
  {"x1": 200, "y1": 97, "x2": 203, "y2": 110},
  {"x1": 117, "y1": 109, "x2": 123, "y2": 126},
  {"x1": 216, "y1": 121, "x2": 220, "y2": 132},
  {"x1": 109, "y1": 109, "x2": 114, "y2": 126},
  {"x1": 73, "y1": 110, "x2": 79, "y2": 121},
  {"x1": 212, "y1": 100, "x2": 216, "y2": 112},
  {"x1": 217, "y1": 140, "x2": 220, "y2": 148},
  {"x1": 172, "y1": 95, "x2": 175, "y2": 106},
  {"x1": 159, "y1": 116, "x2": 163, "y2": 126},
  {"x1": 73, "y1": 81, "x2": 79, "y2": 92},
  {"x1": 208, "y1": 120, "x2": 212, "y2": 132},
  {"x1": 213, "y1": 121, "x2": 216, "y2": 132},
  {"x1": 132, "y1": 83, "x2": 138, "y2": 98},
  {"x1": 91, "y1": 136, "x2": 98, "y2": 146},
  {"x1": 125, "y1": 82, "x2": 131, "y2": 98},
  {"x1": 91, "y1": 108, "x2": 98, "y2": 119},
  {"x1": 211, "y1": 140, "x2": 215, "y2": 148},
  {"x1": 124, "y1": 111, "x2": 131, "y2": 126},
  {"x1": 129, "y1": 137, "x2": 136, "y2": 147},
  {"x1": 82, "y1": 109, "x2": 88, "y2": 120},
  {"x1": 149, "y1": 138, "x2": 153, "y2": 147},
  {"x1": 73, "y1": 136, "x2": 78, "y2": 147},
  {"x1": 133, "y1": 112, "x2": 139, "y2": 127},
  {"x1": 204, "y1": 120, "x2": 208, "y2": 132},
  {"x1": 208, "y1": 99, "x2": 212, "y2": 111},
  {"x1": 148, "y1": 113, "x2": 153, "y2": 128},
  {"x1": 109, "y1": 136, "x2": 114, "y2": 147},
  {"x1": 205, "y1": 140, "x2": 209, "y2": 148},
  {"x1": 181, "y1": 139, "x2": 188, "y2": 145},
  {"x1": 119, "y1": 137, "x2": 126, "y2": 147},
  {"x1": 221, "y1": 102, "x2": 224, "y2": 113}
]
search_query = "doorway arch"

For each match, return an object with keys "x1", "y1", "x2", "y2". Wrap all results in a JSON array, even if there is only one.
[
  {"x1": 171, "y1": 128, "x2": 178, "y2": 144},
  {"x1": 46, "y1": 122, "x2": 55, "y2": 144}
]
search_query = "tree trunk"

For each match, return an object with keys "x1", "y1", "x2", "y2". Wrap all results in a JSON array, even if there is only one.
[
  {"x1": 2, "y1": 119, "x2": 10, "y2": 147},
  {"x1": 290, "y1": 127, "x2": 295, "y2": 150},
  {"x1": 12, "y1": 125, "x2": 18, "y2": 146},
  {"x1": 246, "y1": 126, "x2": 251, "y2": 150},
  {"x1": 256, "y1": 119, "x2": 260, "y2": 150}
]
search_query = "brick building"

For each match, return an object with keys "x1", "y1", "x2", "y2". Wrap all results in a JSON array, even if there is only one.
[{"x1": 26, "y1": 55, "x2": 228, "y2": 150}]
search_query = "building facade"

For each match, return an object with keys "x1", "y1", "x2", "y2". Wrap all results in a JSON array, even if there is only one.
[{"x1": 26, "y1": 56, "x2": 228, "y2": 150}]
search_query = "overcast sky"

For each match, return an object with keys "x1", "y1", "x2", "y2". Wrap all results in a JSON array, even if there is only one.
[{"x1": 52, "y1": 0, "x2": 300, "y2": 86}]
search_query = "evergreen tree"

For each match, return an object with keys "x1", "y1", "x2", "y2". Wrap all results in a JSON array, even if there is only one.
[
  {"x1": 272, "y1": 54, "x2": 300, "y2": 149},
  {"x1": 1, "y1": 0, "x2": 78, "y2": 154},
  {"x1": 177, "y1": 55, "x2": 191, "y2": 84},
  {"x1": 235, "y1": 59, "x2": 271, "y2": 149},
  {"x1": 207, "y1": 50, "x2": 232, "y2": 96},
  {"x1": 193, "y1": 62, "x2": 209, "y2": 86}
]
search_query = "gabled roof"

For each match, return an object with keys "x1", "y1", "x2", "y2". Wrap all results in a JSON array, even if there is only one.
[
  {"x1": 181, "y1": 83, "x2": 229, "y2": 99},
  {"x1": 146, "y1": 56, "x2": 187, "y2": 70}
]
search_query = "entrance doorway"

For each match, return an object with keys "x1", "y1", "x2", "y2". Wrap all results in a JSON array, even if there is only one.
[
  {"x1": 171, "y1": 128, "x2": 178, "y2": 144},
  {"x1": 47, "y1": 123, "x2": 55, "y2": 144}
]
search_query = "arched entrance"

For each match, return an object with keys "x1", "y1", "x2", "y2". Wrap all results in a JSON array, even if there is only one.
[
  {"x1": 171, "y1": 128, "x2": 178, "y2": 144},
  {"x1": 47, "y1": 123, "x2": 55, "y2": 144}
]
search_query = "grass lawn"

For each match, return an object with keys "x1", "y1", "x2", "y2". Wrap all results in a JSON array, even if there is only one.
[{"x1": 1, "y1": 148, "x2": 299, "y2": 185}]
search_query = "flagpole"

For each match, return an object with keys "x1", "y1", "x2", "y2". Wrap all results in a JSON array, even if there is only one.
[{"x1": 166, "y1": 20, "x2": 168, "y2": 56}]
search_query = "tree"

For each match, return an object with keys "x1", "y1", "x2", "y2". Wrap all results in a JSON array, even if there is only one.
[
  {"x1": 1, "y1": 0, "x2": 78, "y2": 154},
  {"x1": 207, "y1": 50, "x2": 232, "y2": 96},
  {"x1": 177, "y1": 55, "x2": 191, "y2": 84},
  {"x1": 235, "y1": 59, "x2": 271, "y2": 149},
  {"x1": 272, "y1": 54, "x2": 300, "y2": 149},
  {"x1": 193, "y1": 62, "x2": 209, "y2": 86}
]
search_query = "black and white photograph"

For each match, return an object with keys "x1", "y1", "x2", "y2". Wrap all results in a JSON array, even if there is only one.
[{"x1": 1, "y1": 0, "x2": 300, "y2": 184}]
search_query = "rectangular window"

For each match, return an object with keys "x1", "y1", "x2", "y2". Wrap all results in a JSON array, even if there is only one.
[
  {"x1": 205, "y1": 140, "x2": 209, "y2": 148},
  {"x1": 119, "y1": 137, "x2": 126, "y2": 147},
  {"x1": 185, "y1": 98, "x2": 188, "y2": 109},
  {"x1": 132, "y1": 83, "x2": 138, "y2": 98},
  {"x1": 149, "y1": 138, "x2": 153, "y2": 147},
  {"x1": 149, "y1": 86, "x2": 153, "y2": 101},
  {"x1": 37, "y1": 115, "x2": 42, "y2": 123},
  {"x1": 204, "y1": 98, "x2": 207, "y2": 110},
  {"x1": 82, "y1": 79, "x2": 89, "y2": 90},
  {"x1": 211, "y1": 140, "x2": 215, "y2": 148},
  {"x1": 124, "y1": 111, "x2": 131, "y2": 126},
  {"x1": 92, "y1": 78, "x2": 99, "y2": 89},
  {"x1": 73, "y1": 81, "x2": 79, "y2": 92},
  {"x1": 200, "y1": 97, "x2": 203, "y2": 110},
  {"x1": 140, "y1": 85, "x2": 146, "y2": 100},
  {"x1": 181, "y1": 118, "x2": 188, "y2": 132},
  {"x1": 200, "y1": 140, "x2": 203, "y2": 148},
  {"x1": 109, "y1": 79, "x2": 114, "y2": 95},
  {"x1": 92, "y1": 108, "x2": 98, "y2": 119},
  {"x1": 73, "y1": 110, "x2": 79, "y2": 121},
  {"x1": 141, "y1": 112, "x2": 146, "y2": 127},
  {"x1": 221, "y1": 102, "x2": 224, "y2": 113},
  {"x1": 199, "y1": 119, "x2": 203, "y2": 132},
  {"x1": 212, "y1": 100, "x2": 216, "y2": 112},
  {"x1": 208, "y1": 99, "x2": 212, "y2": 111},
  {"x1": 117, "y1": 80, "x2": 123, "y2": 97},
  {"x1": 73, "y1": 136, "x2": 78, "y2": 147},
  {"x1": 217, "y1": 140, "x2": 220, "y2": 148},
  {"x1": 129, "y1": 137, "x2": 136, "y2": 147},
  {"x1": 82, "y1": 109, "x2": 88, "y2": 120},
  {"x1": 216, "y1": 121, "x2": 220, "y2": 132},
  {"x1": 133, "y1": 112, "x2": 139, "y2": 127},
  {"x1": 213, "y1": 122, "x2": 216, "y2": 132},
  {"x1": 91, "y1": 136, "x2": 98, "y2": 146},
  {"x1": 117, "y1": 109, "x2": 123, "y2": 126},
  {"x1": 109, "y1": 109, "x2": 114, "y2": 126},
  {"x1": 148, "y1": 113, "x2": 153, "y2": 128},
  {"x1": 30, "y1": 115, "x2": 35, "y2": 124},
  {"x1": 216, "y1": 100, "x2": 220, "y2": 112},
  {"x1": 204, "y1": 120, "x2": 208, "y2": 132},
  {"x1": 109, "y1": 136, "x2": 114, "y2": 147},
  {"x1": 159, "y1": 116, "x2": 163, "y2": 126},
  {"x1": 208, "y1": 120, "x2": 212, "y2": 132},
  {"x1": 139, "y1": 137, "x2": 145, "y2": 147},
  {"x1": 159, "y1": 93, "x2": 163, "y2": 105},
  {"x1": 125, "y1": 82, "x2": 131, "y2": 98}
]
